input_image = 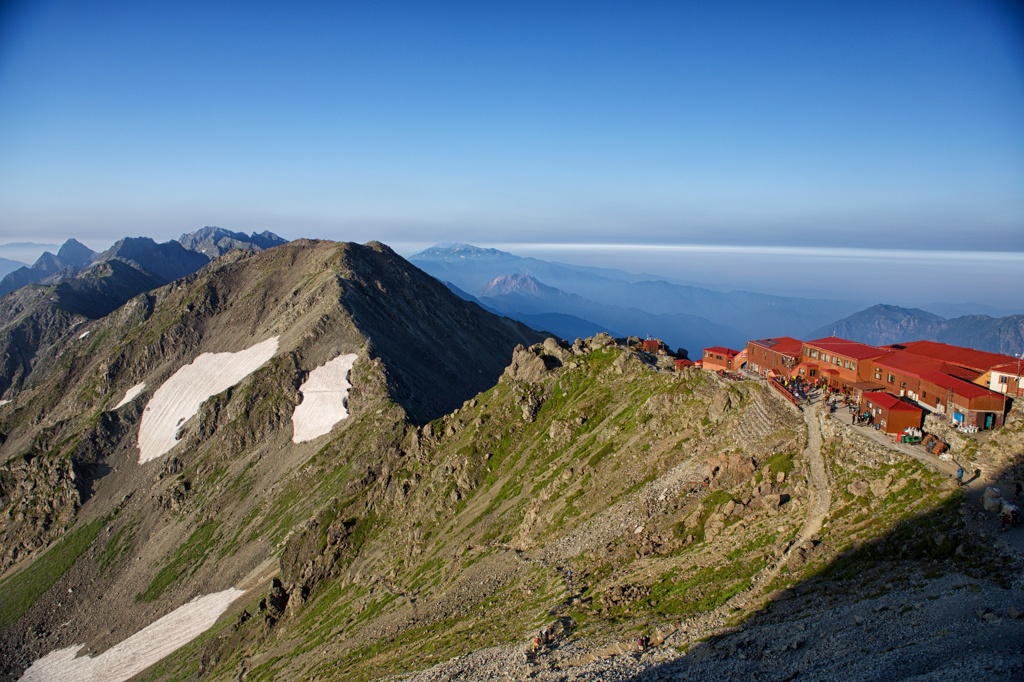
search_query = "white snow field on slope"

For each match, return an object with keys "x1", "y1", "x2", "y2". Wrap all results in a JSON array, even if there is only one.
[
  {"x1": 0, "y1": 399, "x2": 10, "y2": 407},
  {"x1": 19, "y1": 588, "x2": 243, "y2": 682},
  {"x1": 292, "y1": 353, "x2": 358, "y2": 443},
  {"x1": 137, "y1": 337, "x2": 279, "y2": 463},
  {"x1": 113, "y1": 382, "x2": 146, "y2": 409}
]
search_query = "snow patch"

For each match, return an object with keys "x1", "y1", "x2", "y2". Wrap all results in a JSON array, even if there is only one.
[
  {"x1": 78, "y1": 330, "x2": 91, "y2": 340},
  {"x1": 0, "y1": 399, "x2": 10, "y2": 407},
  {"x1": 113, "y1": 382, "x2": 146, "y2": 410},
  {"x1": 138, "y1": 337, "x2": 279, "y2": 463},
  {"x1": 292, "y1": 353, "x2": 358, "y2": 443},
  {"x1": 20, "y1": 588, "x2": 243, "y2": 682}
]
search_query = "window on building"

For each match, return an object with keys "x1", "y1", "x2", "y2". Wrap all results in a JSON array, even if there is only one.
[
  {"x1": 874, "y1": 373, "x2": 881, "y2": 380},
  {"x1": 900, "y1": 381, "x2": 907, "y2": 388},
  {"x1": 999, "y1": 376, "x2": 1009, "y2": 385},
  {"x1": 887, "y1": 374, "x2": 895, "y2": 383}
]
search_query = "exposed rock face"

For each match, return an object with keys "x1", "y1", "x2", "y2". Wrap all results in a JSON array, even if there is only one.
[
  {"x1": 505, "y1": 343, "x2": 558, "y2": 384},
  {"x1": 0, "y1": 453, "x2": 80, "y2": 571},
  {"x1": 177, "y1": 226, "x2": 287, "y2": 259},
  {"x1": 280, "y1": 504, "x2": 364, "y2": 605},
  {"x1": 707, "y1": 453, "x2": 756, "y2": 488}
]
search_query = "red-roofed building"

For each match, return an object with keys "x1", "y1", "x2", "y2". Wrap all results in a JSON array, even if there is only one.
[
  {"x1": 746, "y1": 336, "x2": 803, "y2": 378},
  {"x1": 859, "y1": 392, "x2": 924, "y2": 435},
  {"x1": 801, "y1": 337, "x2": 886, "y2": 388},
  {"x1": 917, "y1": 371, "x2": 1005, "y2": 429},
  {"x1": 702, "y1": 346, "x2": 740, "y2": 372},
  {"x1": 990, "y1": 359, "x2": 1024, "y2": 399},
  {"x1": 675, "y1": 358, "x2": 696, "y2": 371},
  {"x1": 637, "y1": 338, "x2": 669, "y2": 355},
  {"x1": 885, "y1": 340, "x2": 1016, "y2": 374},
  {"x1": 869, "y1": 350, "x2": 985, "y2": 399}
]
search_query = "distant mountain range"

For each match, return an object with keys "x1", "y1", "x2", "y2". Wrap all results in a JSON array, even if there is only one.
[
  {"x1": 410, "y1": 243, "x2": 865, "y2": 354},
  {"x1": 0, "y1": 227, "x2": 287, "y2": 306},
  {"x1": 410, "y1": 244, "x2": 1024, "y2": 356},
  {"x1": 809, "y1": 304, "x2": 1024, "y2": 355},
  {"x1": 0, "y1": 228, "x2": 288, "y2": 391}
]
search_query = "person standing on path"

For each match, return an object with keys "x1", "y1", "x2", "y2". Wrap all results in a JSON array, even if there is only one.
[{"x1": 957, "y1": 467, "x2": 965, "y2": 487}]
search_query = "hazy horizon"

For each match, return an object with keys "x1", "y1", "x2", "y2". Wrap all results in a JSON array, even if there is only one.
[
  {"x1": 2, "y1": 233, "x2": 1021, "y2": 315},
  {"x1": 1, "y1": 1, "x2": 1021, "y2": 313}
]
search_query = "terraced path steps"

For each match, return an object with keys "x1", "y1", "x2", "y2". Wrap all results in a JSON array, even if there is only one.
[{"x1": 666, "y1": 393, "x2": 833, "y2": 646}]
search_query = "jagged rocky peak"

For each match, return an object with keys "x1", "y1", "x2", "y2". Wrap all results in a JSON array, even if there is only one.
[
  {"x1": 30, "y1": 251, "x2": 64, "y2": 273},
  {"x1": 94, "y1": 236, "x2": 210, "y2": 283},
  {"x1": 55, "y1": 239, "x2": 96, "y2": 268},
  {"x1": 177, "y1": 226, "x2": 288, "y2": 259}
]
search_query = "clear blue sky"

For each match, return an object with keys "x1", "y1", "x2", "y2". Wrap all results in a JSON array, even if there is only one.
[{"x1": 1, "y1": 1, "x2": 1022, "y2": 267}]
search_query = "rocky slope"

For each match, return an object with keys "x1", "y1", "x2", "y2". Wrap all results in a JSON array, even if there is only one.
[
  {"x1": 0, "y1": 240, "x2": 542, "y2": 678},
  {"x1": 0, "y1": 229, "x2": 287, "y2": 398},
  {"x1": 0, "y1": 243, "x2": 1021, "y2": 681}
]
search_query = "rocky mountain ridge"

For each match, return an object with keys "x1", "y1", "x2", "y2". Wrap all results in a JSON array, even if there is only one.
[
  {"x1": 0, "y1": 229, "x2": 288, "y2": 399},
  {"x1": 0, "y1": 242, "x2": 1021, "y2": 680}
]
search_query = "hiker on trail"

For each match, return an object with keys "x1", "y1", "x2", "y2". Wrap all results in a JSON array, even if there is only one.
[
  {"x1": 1000, "y1": 511, "x2": 1012, "y2": 532},
  {"x1": 957, "y1": 467, "x2": 965, "y2": 486},
  {"x1": 637, "y1": 634, "x2": 650, "y2": 651},
  {"x1": 532, "y1": 636, "x2": 541, "y2": 652}
]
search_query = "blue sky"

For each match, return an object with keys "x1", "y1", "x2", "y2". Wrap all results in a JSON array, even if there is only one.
[{"x1": 0, "y1": 1, "x2": 1022, "y2": 303}]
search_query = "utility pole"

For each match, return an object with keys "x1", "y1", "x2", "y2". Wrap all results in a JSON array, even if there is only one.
[{"x1": 1016, "y1": 353, "x2": 1022, "y2": 399}]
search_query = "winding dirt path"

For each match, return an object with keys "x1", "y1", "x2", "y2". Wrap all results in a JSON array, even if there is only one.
[
  {"x1": 796, "y1": 400, "x2": 832, "y2": 542},
  {"x1": 723, "y1": 398, "x2": 831, "y2": 612}
]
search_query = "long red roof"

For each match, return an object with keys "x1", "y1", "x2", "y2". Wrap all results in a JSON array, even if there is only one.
[
  {"x1": 805, "y1": 337, "x2": 885, "y2": 361},
  {"x1": 864, "y1": 392, "x2": 923, "y2": 414},
  {"x1": 873, "y1": 350, "x2": 981, "y2": 382},
  {"x1": 888, "y1": 340, "x2": 1017, "y2": 373},
  {"x1": 705, "y1": 346, "x2": 739, "y2": 357},
  {"x1": 919, "y1": 371, "x2": 1000, "y2": 400}
]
